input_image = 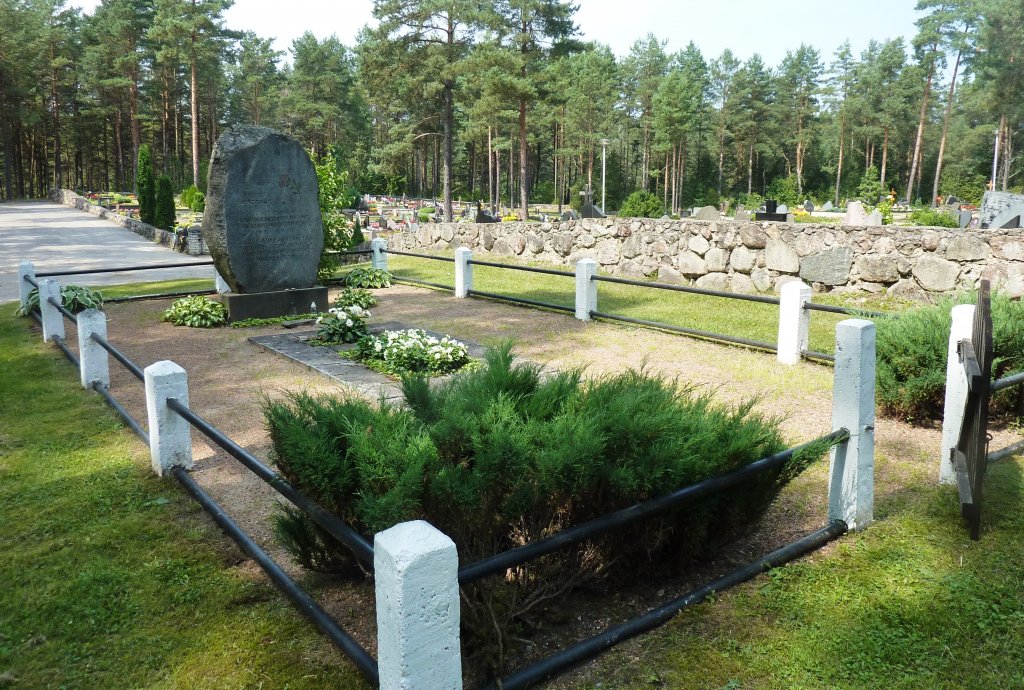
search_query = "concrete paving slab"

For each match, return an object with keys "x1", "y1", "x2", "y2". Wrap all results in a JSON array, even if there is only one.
[{"x1": 1, "y1": 200, "x2": 214, "y2": 303}]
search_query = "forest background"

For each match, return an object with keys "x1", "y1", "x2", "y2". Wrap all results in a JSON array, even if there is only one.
[{"x1": 1, "y1": 0, "x2": 1021, "y2": 221}]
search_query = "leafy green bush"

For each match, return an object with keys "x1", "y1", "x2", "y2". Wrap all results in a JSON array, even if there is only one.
[
  {"x1": 266, "y1": 343, "x2": 821, "y2": 675},
  {"x1": 314, "y1": 305, "x2": 371, "y2": 344},
  {"x1": 350, "y1": 214, "x2": 365, "y2": 245},
  {"x1": 162, "y1": 295, "x2": 227, "y2": 328},
  {"x1": 16, "y1": 284, "x2": 104, "y2": 316},
  {"x1": 154, "y1": 175, "x2": 175, "y2": 230},
  {"x1": 909, "y1": 207, "x2": 959, "y2": 228},
  {"x1": 876, "y1": 293, "x2": 1024, "y2": 422},
  {"x1": 137, "y1": 145, "x2": 155, "y2": 225},
  {"x1": 354, "y1": 329, "x2": 470, "y2": 377},
  {"x1": 857, "y1": 165, "x2": 884, "y2": 205},
  {"x1": 342, "y1": 267, "x2": 391, "y2": 289},
  {"x1": 418, "y1": 207, "x2": 435, "y2": 223},
  {"x1": 332, "y1": 287, "x2": 376, "y2": 311},
  {"x1": 180, "y1": 184, "x2": 205, "y2": 212},
  {"x1": 617, "y1": 190, "x2": 665, "y2": 218}
]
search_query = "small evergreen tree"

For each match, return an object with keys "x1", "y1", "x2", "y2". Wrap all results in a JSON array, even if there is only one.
[
  {"x1": 618, "y1": 190, "x2": 665, "y2": 218},
  {"x1": 350, "y1": 214, "x2": 365, "y2": 246},
  {"x1": 155, "y1": 175, "x2": 176, "y2": 230},
  {"x1": 137, "y1": 144, "x2": 156, "y2": 225}
]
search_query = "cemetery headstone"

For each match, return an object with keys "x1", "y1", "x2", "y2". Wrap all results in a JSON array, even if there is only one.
[
  {"x1": 980, "y1": 191, "x2": 1024, "y2": 228},
  {"x1": 822, "y1": 200, "x2": 834, "y2": 212},
  {"x1": 734, "y1": 205, "x2": 751, "y2": 221},
  {"x1": 693, "y1": 206, "x2": 720, "y2": 220},
  {"x1": 755, "y1": 198, "x2": 786, "y2": 222},
  {"x1": 804, "y1": 200, "x2": 814, "y2": 213},
  {"x1": 844, "y1": 200, "x2": 869, "y2": 225},
  {"x1": 476, "y1": 201, "x2": 499, "y2": 223},
  {"x1": 561, "y1": 210, "x2": 580, "y2": 221},
  {"x1": 580, "y1": 184, "x2": 606, "y2": 218},
  {"x1": 777, "y1": 203, "x2": 789, "y2": 214},
  {"x1": 959, "y1": 209, "x2": 973, "y2": 229},
  {"x1": 203, "y1": 125, "x2": 326, "y2": 321},
  {"x1": 866, "y1": 209, "x2": 883, "y2": 225},
  {"x1": 989, "y1": 207, "x2": 1022, "y2": 229}
]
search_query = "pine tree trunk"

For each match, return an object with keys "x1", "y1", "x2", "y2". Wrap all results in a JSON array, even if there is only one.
[
  {"x1": 906, "y1": 57, "x2": 934, "y2": 204},
  {"x1": 519, "y1": 99, "x2": 528, "y2": 218},
  {"x1": 880, "y1": 128, "x2": 889, "y2": 192},
  {"x1": 835, "y1": 113, "x2": 845, "y2": 207},
  {"x1": 933, "y1": 40, "x2": 965, "y2": 207},
  {"x1": 190, "y1": 48, "x2": 200, "y2": 186}
]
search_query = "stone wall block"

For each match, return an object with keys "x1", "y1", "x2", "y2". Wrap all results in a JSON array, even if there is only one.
[
  {"x1": 912, "y1": 254, "x2": 960, "y2": 292},
  {"x1": 676, "y1": 251, "x2": 708, "y2": 277},
  {"x1": 766, "y1": 238, "x2": 800, "y2": 273},
  {"x1": 945, "y1": 235, "x2": 989, "y2": 261},
  {"x1": 800, "y1": 246, "x2": 854, "y2": 285}
]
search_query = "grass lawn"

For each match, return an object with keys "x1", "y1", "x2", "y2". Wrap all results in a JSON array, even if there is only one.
[
  {"x1": 0, "y1": 300, "x2": 368, "y2": 689},
  {"x1": 380, "y1": 254, "x2": 891, "y2": 354}
]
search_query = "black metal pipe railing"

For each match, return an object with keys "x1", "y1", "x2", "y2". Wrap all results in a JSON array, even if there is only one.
[
  {"x1": 47, "y1": 296, "x2": 78, "y2": 323},
  {"x1": 164, "y1": 397, "x2": 375, "y2": 569},
  {"x1": 592, "y1": 274, "x2": 781, "y2": 306},
  {"x1": 466, "y1": 289, "x2": 575, "y2": 314},
  {"x1": 24, "y1": 274, "x2": 39, "y2": 288},
  {"x1": 458, "y1": 429, "x2": 849, "y2": 584},
  {"x1": 804, "y1": 302, "x2": 887, "y2": 318},
  {"x1": 104, "y1": 289, "x2": 217, "y2": 304},
  {"x1": 589, "y1": 311, "x2": 777, "y2": 352},
  {"x1": 384, "y1": 249, "x2": 456, "y2": 263},
  {"x1": 468, "y1": 258, "x2": 576, "y2": 278},
  {"x1": 170, "y1": 467, "x2": 379, "y2": 685},
  {"x1": 803, "y1": 350, "x2": 836, "y2": 363},
  {"x1": 391, "y1": 275, "x2": 455, "y2": 291},
  {"x1": 92, "y1": 382, "x2": 149, "y2": 443},
  {"x1": 91, "y1": 332, "x2": 145, "y2": 381},
  {"x1": 37, "y1": 260, "x2": 214, "y2": 277},
  {"x1": 484, "y1": 520, "x2": 848, "y2": 690},
  {"x1": 988, "y1": 438, "x2": 1024, "y2": 464},
  {"x1": 991, "y1": 371, "x2": 1024, "y2": 393},
  {"x1": 51, "y1": 335, "x2": 80, "y2": 368},
  {"x1": 29, "y1": 309, "x2": 42, "y2": 325}
]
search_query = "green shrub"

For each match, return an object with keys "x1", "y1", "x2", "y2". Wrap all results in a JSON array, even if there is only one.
[
  {"x1": 162, "y1": 295, "x2": 227, "y2": 328},
  {"x1": 266, "y1": 343, "x2": 823, "y2": 675},
  {"x1": 909, "y1": 207, "x2": 959, "y2": 228},
  {"x1": 180, "y1": 184, "x2": 205, "y2": 212},
  {"x1": 617, "y1": 190, "x2": 665, "y2": 218},
  {"x1": 137, "y1": 144, "x2": 155, "y2": 225},
  {"x1": 332, "y1": 287, "x2": 376, "y2": 311},
  {"x1": 154, "y1": 175, "x2": 175, "y2": 230},
  {"x1": 342, "y1": 267, "x2": 391, "y2": 289},
  {"x1": 16, "y1": 284, "x2": 104, "y2": 317},
  {"x1": 418, "y1": 207, "x2": 435, "y2": 223},
  {"x1": 350, "y1": 214, "x2": 365, "y2": 245},
  {"x1": 876, "y1": 293, "x2": 1024, "y2": 422},
  {"x1": 354, "y1": 328, "x2": 470, "y2": 377},
  {"x1": 857, "y1": 165, "x2": 884, "y2": 205}
]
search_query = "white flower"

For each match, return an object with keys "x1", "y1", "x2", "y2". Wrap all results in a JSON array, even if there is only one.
[{"x1": 345, "y1": 319, "x2": 353, "y2": 327}]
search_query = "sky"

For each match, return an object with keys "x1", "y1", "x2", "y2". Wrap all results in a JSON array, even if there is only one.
[{"x1": 65, "y1": 0, "x2": 924, "y2": 68}]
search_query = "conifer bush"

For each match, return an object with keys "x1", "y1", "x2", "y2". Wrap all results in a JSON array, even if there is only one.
[
  {"x1": 136, "y1": 145, "x2": 155, "y2": 225},
  {"x1": 154, "y1": 175, "x2": 175, "y2": 230},
  {"x1": 266, "y1": 343, "x2": 824, "y2": 675}
]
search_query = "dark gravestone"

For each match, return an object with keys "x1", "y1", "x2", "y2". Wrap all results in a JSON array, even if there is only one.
[
  {"x1": 203, "y1": 126, "x2": 326, "y2": 320},
  {"x1": 804, "y1": 200, "x2": 814, "y2": 213},
  {"x1": 475, "y1": 201, "x2": 499, "y2": 223},
  {"x1": 755, "y1": 198, "x2": 787, "y2": 222},
  {"x1": 579, "y1": 184, "x2": 606, "y2": 218}
]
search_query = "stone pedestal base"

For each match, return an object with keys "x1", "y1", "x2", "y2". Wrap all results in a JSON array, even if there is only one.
[{"x1": 220, "y1": 286, "x2": 328, "y2": 322}]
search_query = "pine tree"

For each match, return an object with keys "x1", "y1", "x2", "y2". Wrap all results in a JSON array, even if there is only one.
[{"x1": 137, "y1": 144, "x2": 156, "y2": 225}]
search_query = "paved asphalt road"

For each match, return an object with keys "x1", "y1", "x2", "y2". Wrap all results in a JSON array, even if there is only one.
[{"x1": 0, "y1": 200, "x2": 215, "y2": 304}]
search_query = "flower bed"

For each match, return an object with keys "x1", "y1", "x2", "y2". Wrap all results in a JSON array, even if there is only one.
[
  {"x1": 353, "y1": 328, "x2": 470, "y2": 377},
  {"x1": 313, "y1": 305, "x2": 371, "y2": 344}
]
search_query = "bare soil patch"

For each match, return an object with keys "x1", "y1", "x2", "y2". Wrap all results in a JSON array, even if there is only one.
[{"x1": 37, "y1": 283, "x2": 1024, "y2": 685}]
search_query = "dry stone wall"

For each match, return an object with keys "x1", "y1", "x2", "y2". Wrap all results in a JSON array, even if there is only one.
[
  {"x1": 387, "y1": 218, "x2": 1024, "y2": 299},
  {"x1": 50, "y1": 188, "x2": 183, "y2": 250}
]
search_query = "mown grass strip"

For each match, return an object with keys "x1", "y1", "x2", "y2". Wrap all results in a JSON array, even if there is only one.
[
  {"x1": 384, "y1": 254, "x2": 849, "y2": 354},
  {"x1": 0, "y1": 305, "x2": 368, "y2": 689}
]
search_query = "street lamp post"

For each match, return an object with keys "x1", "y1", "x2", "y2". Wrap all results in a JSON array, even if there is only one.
[{"x1": 599, "y1": 138, "x2": 610, "y2": 213}]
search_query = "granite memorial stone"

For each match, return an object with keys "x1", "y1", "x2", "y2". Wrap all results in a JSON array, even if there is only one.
[{"x1": 203, "y1": 126, "x2": 327, "y2": 320}]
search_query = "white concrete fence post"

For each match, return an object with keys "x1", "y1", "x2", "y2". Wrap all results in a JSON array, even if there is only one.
[
  {"x1": 575, "y1": 258, "x2": 598, "y2": 321},
  {"x1": 777, "y1": 281, "x2": 812, "y2": 365},
  {"x1": 827, "y1": 319, "x2": 876, "y2": 531},
  {"x1": 371, "y1": 238, "x2": 388, "y2": 271},
  {"x1": 939, "y1": 304, "x2": 976, "y2": 486},
  {"x1": 454, "y1": 247, "x2": 472, "y2": 298},
  {"x1": 76, "y1": 309, "x2": 110, "y2": 390},
  {"x1": 37, "y1": 278, "x2": 65, "y2": 343},
  {"x1": 144, "y1": 361, "x2": 193, "y2": 477},
  {"x1": 375, "y1": 520, "x2": 462, "y2": 690},
  {"x1": 18, "y1": 261, "x2": 36, "y2": 313}
]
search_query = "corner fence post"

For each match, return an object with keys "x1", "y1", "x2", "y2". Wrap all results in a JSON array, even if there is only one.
[
  {"x1": 575, "y1": 258, "x2": 597, "y2": 321},
  {"x1": 828, "y1": 319, "x2": 876, "y2": 530},
  {"x1": 939, "y1": 304, "x2": 976, "y2": 485},
  {"x1": 371, "y1": 238, "x2": 388, "y2": 272},
  {"x1": 777, "y1": 281, "x2": 812, "y2": 365},
  {"x1": 144, "y1": 361, "x2": 193, "y2": 477},
  {"x1": 38, "y1": 279, "x2": 64, "y2": 342},
  {"x1": 375, "y1": 520, "x2": 462, "y2": 690},
  {"x1": 18, "y1": 261, "x2": 35, "y2": 312},
  {"x1": 76, "y1": 309, "x2": 110, "y2": 389},
  {"x1": 454, "y1": 247, "x2": 472, "y2": 298}
]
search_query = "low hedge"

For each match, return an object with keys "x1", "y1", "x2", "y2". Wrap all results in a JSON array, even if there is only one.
[
  {"x1": 875, "y1": 292, "x2": 1024, "y2": 422},
  {"x1": 266, "y1": 343, "x2": 825, "y2": 677}
]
